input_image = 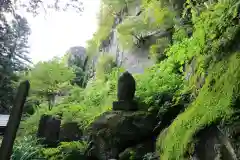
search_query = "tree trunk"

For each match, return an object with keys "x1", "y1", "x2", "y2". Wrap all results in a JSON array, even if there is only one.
[{"x1": 47, "y1": 93, "x2": 55, "y2": 110}]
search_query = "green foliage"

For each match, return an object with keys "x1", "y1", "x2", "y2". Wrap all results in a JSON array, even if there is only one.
[
  {"x1": 42, "y1": 141, "x2": 87, "y2": 160},
  {"x1": 117, "y1": 0, "x2": 176, "y2": 49},
  {"x1": 20, "y1": 67, "x2": 123, "y2": 135},
  {"x1": 135, "y1": 63, "x2": 182, "y2": 107},
  {"x1": 157, "y1": 0, "x2": 240, "y2": 159},
  {"x1": 23, "y1": 57, "x2": 75, "y2": 108},
  {"x1": 86, "y1": 0, "x2": 138, "y2": 55},
  {"x1": 11, "y1": 136, "x2": 44, "y2": 160},
  {"x1": 27, "y1": 58, "x2": 75, "y2": 94},
  {"x1": 62, "y1": 86, "x2": 85, "y2": 104},
  {"x1": 0, "y1": 13, "x2": 31, "y2": 112},
  {"x1": 96, "y1": 54, "x2": 117, "y2": 79},
  {"x1": 16, "y1": 1, "x2": 240, "y2": 160},
  {"x1": 86, "y1": 3, "x2": 115, "y2": 56},
  {"x1": 66, "y1": 51, "x2": 89, "y2": 88},
  {"x1": 160, "y1": 52, "x2": 240, "y2": 160},
  {"x1": 149, "y1": 37, "x2": 170, "y2": 62},
  {"x1": 102, "y1": 0, "x2": 134, "y2": 13}
]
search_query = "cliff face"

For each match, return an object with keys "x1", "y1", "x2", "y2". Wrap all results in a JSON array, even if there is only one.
[
  {"x1": 99, "y1": 26, "x2": 154, "y2": 74},
  {"x1": 94, "y1": 0, "x2": 155, "y2": 74}
]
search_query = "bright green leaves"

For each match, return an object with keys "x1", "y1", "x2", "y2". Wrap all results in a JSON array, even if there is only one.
[
  {"x1": 158, "y1": 0, "x2": 240, "y2": 159},
  {"x1": 96, "y1": 54, "x2": 117, "y2": 79},
  {"x1": 86, "y1": 3, "x2": 115, "y2": 56},
  {"x1": 135, "y1": 63, "x2": 182, "y2": 107},
  {"x1": 160, "y1": 52, "x2": 240, "y2": 160},
  {"x1": 117, "y1": 0, "x2": 177, "y2": 49},
  {"x1": 25, "y1": 58, "x2": 75, "y2": 100},
  {"x1": 86, "y1": 0, "x2": 138, "y2": 56}
]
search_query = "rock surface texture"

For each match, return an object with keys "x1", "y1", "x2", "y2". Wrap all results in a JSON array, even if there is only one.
[
  {"x1": 192, "y1": 124, "x2": 239, "y2": 160},
  {"x1": 59, "y1": 122, "x2": 83, "y2": 142},
  {"x1": 86, "y1": 110, "x2": 158, "y2": 160},
  {"x1": 37, "y1": 114, "x2": 61, "y2": 147}
]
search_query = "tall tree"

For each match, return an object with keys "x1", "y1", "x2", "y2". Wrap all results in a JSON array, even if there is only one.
[
  {"x1": 0, "y1": 13, "x2": 31, "y2": 113},
  {"x1": 0, "y1": 0, "x2": 83, "y2": 113}
]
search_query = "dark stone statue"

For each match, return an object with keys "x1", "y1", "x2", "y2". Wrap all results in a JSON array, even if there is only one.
[
  {"x1": 113, "y1": 71, "x2": 138, "y2": 111},
  {"x1": 117, "y1": 71, "x2": 136, "y2": 101}
]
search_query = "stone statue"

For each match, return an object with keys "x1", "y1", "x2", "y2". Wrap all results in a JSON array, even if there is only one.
[
  {"x1": 117, "y1": 71, "x2": 136, "y2": 101},
  {"x1": 113, "y1": 71, "x2": 138, "y2": 111}
]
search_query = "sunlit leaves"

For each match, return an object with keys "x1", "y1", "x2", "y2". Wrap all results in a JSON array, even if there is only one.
[{"x1": 25, "y1": 58, "x2": 75, "y2": 99}]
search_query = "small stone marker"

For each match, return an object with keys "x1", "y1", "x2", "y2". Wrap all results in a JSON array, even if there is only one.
[
  {"x1": 37, "y1": 114, "x2": 61, "y2": 147},
  {"x1": 112, "y1": 71, "x2": 138, "y2": 111}
]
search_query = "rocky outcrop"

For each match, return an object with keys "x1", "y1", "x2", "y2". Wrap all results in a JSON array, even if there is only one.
[
  {"x1": 66, "y1": 46, "x2": 90, "y2": 87},
  {"x1": 84, "y1": 72, "x2": 183, "y2": 159},
  {"x1": 67, "y1": 46, "x2": 88, "y2": 70},
  {"x1": 119, "y1": 139, "x2": 156, "y2": 160},
  {"x1": 59, "y1": 122, "x2": 83, "y2": 142},
  {"x1": 92, "y1": 1, "x2": 154, "y2": 74},
  {"x1": 86, "y1": 110, "x2": 158, "y2": 159},
  {"x1": 192, "y1": 124, "x2": 239, "y2": 160}
]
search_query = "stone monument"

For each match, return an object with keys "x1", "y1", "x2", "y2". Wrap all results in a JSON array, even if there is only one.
[{"x1": 112, "y1": 71, "x2": 138, "y2": 111}]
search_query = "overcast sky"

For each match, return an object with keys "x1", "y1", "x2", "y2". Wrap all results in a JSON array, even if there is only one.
[{"x1": 20, "y1": 0, "x2": 100, "y2": 64}]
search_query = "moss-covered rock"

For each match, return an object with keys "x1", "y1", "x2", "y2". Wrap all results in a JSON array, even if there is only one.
[
  {"x1": 86, "y1": 110, "x2": 158, "y2": 159},
  {"x1": 119, "y1": 139, "x2": 156, "y2": 160}
]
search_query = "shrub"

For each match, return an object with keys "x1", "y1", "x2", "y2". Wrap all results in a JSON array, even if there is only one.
[
  {"x1": 42, "y1": 141, "x2": 87, "y2": 160},
  {"x1": 11, "y1": 136, "x2": 44, "y2": 160}
]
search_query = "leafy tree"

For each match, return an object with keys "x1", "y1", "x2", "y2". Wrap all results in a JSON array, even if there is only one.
[
  {"x1": 25, "y1": 58, "x2": 75, "y2": 110},
  {"x1": 0, "y1": 13, "x2": 31, "y2": 113},
  {"x1": 0, "y1": 0, "x2": 83, "y2": 113}
]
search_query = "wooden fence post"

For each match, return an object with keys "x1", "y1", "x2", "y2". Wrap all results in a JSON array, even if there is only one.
[{"x1": 0, "y1": 80, "x2": 30, "y2": 160}]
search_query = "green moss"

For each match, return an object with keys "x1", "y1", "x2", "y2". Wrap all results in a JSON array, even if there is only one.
[
  {"x1": 156, "y1": 1, "x2": 240, "y2": 158},
  {"x1": 159, "y1": 52, "x2": 240, "y2": 159}
]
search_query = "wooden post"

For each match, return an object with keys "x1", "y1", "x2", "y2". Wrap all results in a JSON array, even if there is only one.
[{"x1": 0, "y1": 80, "x2": 30, "y2": 160}]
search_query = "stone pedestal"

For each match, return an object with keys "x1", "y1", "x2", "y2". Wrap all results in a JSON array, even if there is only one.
[{"x1": 112, "y1": 100, "x2": 138, "y2": 111}]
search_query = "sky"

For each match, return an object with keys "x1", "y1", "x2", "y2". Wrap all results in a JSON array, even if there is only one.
[{"x1": 19, "y1": 0, "x2": 101, "y2": 64}]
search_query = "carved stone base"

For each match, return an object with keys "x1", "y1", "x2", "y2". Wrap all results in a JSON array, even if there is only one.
[{"x1": 112, "y1": 100, "x2": 138, "y2": 111}]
